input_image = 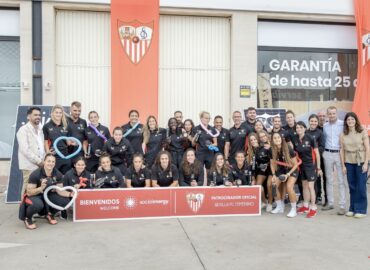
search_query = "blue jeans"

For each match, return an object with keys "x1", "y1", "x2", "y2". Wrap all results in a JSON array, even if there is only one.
[{"x1": 345, "y1": 163, "x2": 368, "y2": 214}]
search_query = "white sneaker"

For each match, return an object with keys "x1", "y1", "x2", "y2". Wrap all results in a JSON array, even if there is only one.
[
  {"x1": 281, "y1": 203, "x2": 285, "y2": 212},
  {"x1": 287, "y1": 208, "x2": 297, "y2": 218},
  {"x1": 271, "y1": 205, "x2": 284, "y2": 214},
  {"x1": 345, "y1": 211, "x2": 354, "y2": 217},
  {"x1": 266, "y1": 204, "x2": 273, "y2": 212}
]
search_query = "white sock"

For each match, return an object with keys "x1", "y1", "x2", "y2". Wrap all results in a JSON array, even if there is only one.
[
  {"x1": 303, "y1": 202, "x2": 309, "y2": 208},
  {"x1": 291, "y1": 202, "x2": 296, "y2": 209}
]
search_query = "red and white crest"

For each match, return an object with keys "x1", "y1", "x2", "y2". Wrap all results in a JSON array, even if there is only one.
[
  {"x1": 186, "y1": 193, "x2": 205, "y2": 213},
  {"x1": 118, "y1": 20, "x2": 153, "y2": 64}
]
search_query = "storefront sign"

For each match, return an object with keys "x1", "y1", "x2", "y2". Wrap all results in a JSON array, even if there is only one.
[{"x1": 73, "y1": 186, "x2": 261, "y2": 222}]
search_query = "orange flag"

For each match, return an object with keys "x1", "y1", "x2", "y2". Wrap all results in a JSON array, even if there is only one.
[
  {"x1": 353, "y1": 0, "x2": 370, "y2": 135},
  {"x1": 111, "y1": 0, "x2": 159, "y2": 128}
]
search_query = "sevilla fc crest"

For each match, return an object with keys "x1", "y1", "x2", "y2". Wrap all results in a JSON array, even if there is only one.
[
  {"x1": 186, "y1": 193, "x2": 204, "y2": 213},
  {"x1": 118, "y1": 20, "x2": 153, "y2": 64}
]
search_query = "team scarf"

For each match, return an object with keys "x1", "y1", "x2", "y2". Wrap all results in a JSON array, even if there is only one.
[
  {"x1": 200, "y1": 122, "x2": 220, "y2": 138},
  {"x1": 88, "y1": 123, "x2": 108, "y2": 142},
  {"x1": 123, "y1": 122, "x2": 141, "y2": 138}
]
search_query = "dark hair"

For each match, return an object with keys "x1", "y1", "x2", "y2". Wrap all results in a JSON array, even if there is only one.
[
  {"x1": 154, "y1": 150, "x2": 172, "y2": 171},
  {"x1": 308, "y1": 114, "x2": 319, "y2": 121},
  {"x1": 181, "y1": 148, "x2": 201, "y2": 176},
  {"x1": 27, "y1": 106, "x2": 41, "y2": 115},
  {"x1": 271, "y1": 132, "x2": 294, "y2": 170},
  {"x1": 99, "y1": 153, "x2": 111, "y2": 164},
  {"x1": 214, "y1": 115, "x2": 223, "y2": 121},
  {"x1": 133, "y1": 153, "x2": 144, "y2": 161},
  {"x1": 183, "y1": 119, "x2": 194, "y2": 130},
  {"x1": 129, "y1": 109, "x2": 139, "y2": 117},
  {"x1": 296, "y1": 121, "x2": 307, "y2": 129},
  {"x1": 235, "y1": 150, "x2": 246, "y2": 158},
  {"x1": 343, "y1": 112, "x2": 363, "y2": 135},
  {"x1": 44, "y1": 153, "x2": 56, "y2": 161},
  {"x1": 167, "y1": 117, "x2": 179, "y2": 134},
  {"x1": 247, "y1": 107, "x2": 256, "y2": 112},
  {"x1": 174, "y1": 111, "x2": 182, "y2": 115},
  {"x1": 286, "y1": 110, "x2": 295, "y2": 117},
  {"x1": 112, "y1": 126, "x2": 123, "y2": 135},
  {"x1": 71, "y1": 101, "x2": 82, "y2": 108},
  {"x1": 73, "y1": 156, "x2": 86, "y2": 166},
  {"x1": 210, "y1": 153, "x2": 230, "y2": 177},
  {"x1": 88, "y1": 110, "x2": 99, "y2": 118}
]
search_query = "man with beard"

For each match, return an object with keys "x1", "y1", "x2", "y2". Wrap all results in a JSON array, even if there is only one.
[
  {"x1": 17, "y1": 106, "x2": 45, "y2": 194},
  {"x1": 67, "y1": 101, "x2": 87, "y2": 161}
]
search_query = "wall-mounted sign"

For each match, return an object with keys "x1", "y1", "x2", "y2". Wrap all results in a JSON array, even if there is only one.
[{"x1": 240, "y1": 85, "x2": 251, "y2": 98}]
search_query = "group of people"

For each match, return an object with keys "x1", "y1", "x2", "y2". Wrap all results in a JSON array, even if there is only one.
[{"x1": 17, "y1": 101, "x2": 369, "y2": 229}]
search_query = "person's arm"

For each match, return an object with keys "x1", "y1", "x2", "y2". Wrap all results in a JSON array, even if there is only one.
[
  {"x1": 286, "y1": 157, "x2": 298, "y2": 177},
  {"x1": 126, "y1": 179, "x2": 133, "y2": 188},
  {"x1": 27, "y1": 182, "x2": 46, "y2": 196},
  {"x1": 17, "y1": 128, "x2": 43, "y2": 166},
  {"x1": 170, "y1": 166, "x2": 179, "y2": 187},
  {"x1": 197, "y1": 165, "x2": 205, "y2": 186},
  {"x1": 339, "y1": 134, "x2": 347, "y2": 175},
  {"x1": 212, "y1": 137, "x2": 217, "y2": 147},
  {"x1": 56, "y1": 183, "x2": 74, "y2": 197},
  {"x1": 362, "y1": 131, "x2": 369, "y2": 173},
  {"x1": 224, "y1": 142, "x2": 230, "y2": 161},
  {"x1": 270, "y1": 159, "x2": 277, "y2": 184},
  {"x1": 178, "y1": 167, "x2": 187, "y2": 186},
  {"x1": 151, "y1": 167, "x2": 160, "y2": 187}
]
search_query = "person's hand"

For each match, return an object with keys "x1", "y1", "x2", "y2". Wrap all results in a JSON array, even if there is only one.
[
  {"x1": 70, "y1": 191, "x2": 76, "y2": 197},
  {"x1": 317, "y1": 168, "x2": 323, "y2": 178},
  {"x1": 68, "y1": 140, "x2": 77, "y2": 146},
  {"x1": 74, "y1": 184, "x2": 80, "y2": 189},
  {"x1": 342, "y1": 166, "x2": 347, "y2": 175},
  {"x1": 40, "y1": 179, "x2": 48, "y2": 190},
  {"x1": 272, "y1": 175, "x2": 277, "y2": 184},
  {"x1": 190, "y1": 180, "x2": 198, "y2": 186},
  {"x1": 48, "y1": 147, "x2": 56, "y2": 155},
  {"x1": 224, "y1": 181, "x2": 233, "y2": 187},
  {"x1": 362, "y1": 162, "x2": 368, "y2": 173},
  {"x1": 84, "y1": 152, "x2": 91, "y2": 159}
]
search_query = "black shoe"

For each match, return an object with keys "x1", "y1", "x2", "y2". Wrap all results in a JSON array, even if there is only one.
[{"x1": 61, "y1": 210, "x2": 68, "y2": 220}]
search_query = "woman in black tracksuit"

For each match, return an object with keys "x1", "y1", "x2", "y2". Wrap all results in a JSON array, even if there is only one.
[
  {"x1": 179, "y1": 148, "x2": 204, "y2": 186},
  {"x1": 103, "y1": 127, "x2": 134, "y2": 175},
  {"x1": 165, "y1": 117, "x2": 187, "y2": 168},
  {"x1": 83, "y1": 111, "x2": 111, "y2": 173},
  {"x1": 63, "y1": 157, "x2": 92, "y2": 189},
  {"x1": 151, "y1": 151, "x2": 179, "y2": 187},
  {"x1": 94, "y1": 154, "x2": 125, "y2": 188}
]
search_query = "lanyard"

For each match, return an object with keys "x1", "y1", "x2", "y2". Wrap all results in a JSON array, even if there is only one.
[
  {"x1": 89, "y1": 124, "x2": 108, "y2": 142},
  {"x1": 124, "y1": 122, "x2": 140, "y2": 138}
]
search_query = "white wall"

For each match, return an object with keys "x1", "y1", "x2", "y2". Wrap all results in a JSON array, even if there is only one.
[
  {"x1": 55, "y1": 10, "x2": 111, "y2": 126},
  {"x1": 158, "y1": 15, "x2": 230, "y2": 127},
  {"x1": 0, "y1": 9, "x2": 19, "y2": 36},
  {"x1": 46, "y1": 0, "x2": 355, "y2": 16}
]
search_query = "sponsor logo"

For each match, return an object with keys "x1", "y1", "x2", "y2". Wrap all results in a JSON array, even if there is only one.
[{"x1": 124, "y1": 196, "x2": 137, "y2": 210}]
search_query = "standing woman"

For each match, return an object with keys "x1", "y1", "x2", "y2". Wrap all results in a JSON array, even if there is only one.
[
  {"x1": 142, "y1": 115, "x2": 166, "y2": 168},
  {"x1": 179, "y1": 148, "x2": 204, "y2": 186},
  {"x1": 192, "y1": 111, "x2": 219, "y2": 170},
  {"x1": 340, "y1": 112, "x2": 369, "y2": 218},
  {"x1": 208, "y1": 153, "x2": 234, "y2": 186},
  {"x1": 165, "y1": 117, "x2": 187, "y2": 168},
  {"x1": 151, "y1": 151, "x2": 179, "y2": 187},
  {"x1": 43, "y1": 105, "x2": 72, "y2": 174},
  {"x1": 270, "y1": 132, "x2": 299, "y2": 217},
  {"x1": 231, "y1": 151, "x2": 251, "y2": 186},
  {"x1": 83, "y1": 111, "x2": 111, "y2": 173},
  {"x1": 22, "y1": 154, "x2": 74, "y2": 229},
  {"x1": 63, "y1": 157, "x2": 92, "y2": 189},
  {"x1": 121, "y1": 110, "x2": 144, "y2": 154},
  {"x1": 306, "y1": 114, "x2": 326, "y2": 205},
  {"x1": 249, "y1": 132, "x2": 271, "y2": 206},
  {"x1": 183, "y1": 119, "x2": 195, "y2": 151},
  {"x1": 103, "y1": 127, "x2": 134, "y2": 175},
  {"x1": 125, "y1": 154, "x2": 151, "y2": 188},
  {"x1": 94, "y1": 154, "x2": 125, "y2": 188},
  {"x1": 293, "y1": 121, "x2": 321, "y2": 218}
]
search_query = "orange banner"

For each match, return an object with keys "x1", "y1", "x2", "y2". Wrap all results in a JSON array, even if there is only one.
[
  {"x1": 111, "y1": 0, "x2": 159, "y2": 128},
  {"x1": 353, "y1": 0, "x2": 370, "y2": 135},
  {"x1": 73, "y1": 187, "x2": 261, "y2": 222}
]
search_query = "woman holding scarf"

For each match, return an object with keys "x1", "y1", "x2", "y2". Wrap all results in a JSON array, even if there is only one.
[
  {"x1": 121, "y1": 110, "x2": 144, "y2": 155},
  {"x1": 192, "y1": 111, "x2": 219, "y2": 170},
  {"x1": 83, "y1": 111, "x2": 111, "y2": 173}
]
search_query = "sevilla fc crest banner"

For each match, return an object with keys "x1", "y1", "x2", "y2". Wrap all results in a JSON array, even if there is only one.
[
  {"x1": 353, "y1": 0, "x2": 370, "y2": 135},
  {"x1": 111, "y1": 0, "x2": 159, "y2": 129},
  {"x1": 118, "y1": 20, "x2": 153, "y2": 64}
]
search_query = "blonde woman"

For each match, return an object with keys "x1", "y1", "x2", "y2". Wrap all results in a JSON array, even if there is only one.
[{"x1": 42, "y1": 105, "x2": 72, "y2": 174}]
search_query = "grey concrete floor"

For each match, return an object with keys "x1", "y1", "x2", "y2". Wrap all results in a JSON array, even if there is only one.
[{"x1": 1, "y1": 188, "x2": 370, "y2": 270}]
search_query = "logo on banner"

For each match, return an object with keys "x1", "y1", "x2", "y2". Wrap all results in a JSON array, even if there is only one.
[
  {"x1": 362, "y1": 31, "x2": 370, "y2": 66},
  {"x1": 124, "y1": 196, "x2": 137, "y2": 209},
  {"x1": 186, "y1": 193, "x2": 205, "y2": 213},
  {"x1": 118, "y1": 20, "x2": 153, "y2": 64}
]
